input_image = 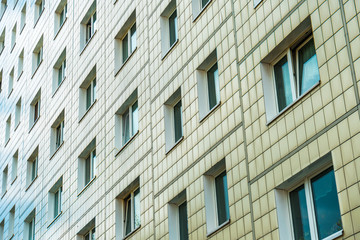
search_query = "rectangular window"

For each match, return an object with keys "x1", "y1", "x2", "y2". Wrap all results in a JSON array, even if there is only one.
[
  {"x1": 55, "y1": 121, "x2": 64, "y2": 149},
  {"x1": 84, "y1": 149, "x2": 96, "y2": 186},
  {"x1": 79, "y1": 66, "x2": 96, "y2": 119},
  {"x1": 0, "y1": 29, "x2": 4, "y2": 54},
  {"x1": 5, "y1": 116, "x2": 11, "y2": 143},
  {"x1": 173, "y1": 100, "x2": 182, "y2": 142},
  {"x1": 58, "y1": 59, "x2": 66, "y2": 85},
  {"x1": 2, "y1": 166, "x2": 8, "y2": 195},
  {"x1": 32, "y1": 36, "x2": 43, "y2": 74},
  {"x1": 0, "y1": 0, "x2": 7, "y2": 19},
  {"x1": 124, "y1": 188, "x2": 140, "y2": 236},
  {"x1": 86, "y1": 79, "x2": 96, "y2": 110},
  {"x1": 18, "y1": 49, "x2": 24, "y2": 78},
  {"x1": 78, "y1": 138, "x2": 96, "y2": 193},
  {"x1": 160, "y1": 0, "x2": 178, "y2": 57},
  {"x1": 8, "y1": 68, "x2": 14, "y2": 96},
  {"x1": 207, "y1": 63, "x2": 220, "y2": 110},
  {"x1": 26, "y1": 148, "x2": 38, "y2": 187},
  {"x1": 28, "y1": 216, "x2": 35, "y2": 240},
  {"x1": 11, "y1": 23, "x2": 16, "y2": 50},
  {"x1": 11, "y1": 150, "x2": 18, "y2": 181},
  {"x1": 59, "y1": 3, "x2": 67, "y2": 27},
  {"x1": 24, "y1": 209, "x2": 36, "y2": 240},
  {"x1": 8, "y1": 206, "x2": 15, "y2": 239},
  {"x1": 84, "y1": 227, "x2": 95, "y2": 240},
  {"x1": 168, "y1": 190, "x2": 188, "y2": 240},
  {"x1": 86, "y1": 12, "x2": 96, "y2": 43},
  {"x1": 169, "y1": 10, "x2": 177, "y2": 47},
  {"x1": 122, "y1": 23, "x2": 136, "y2": 63},
  {"x1": 15, "y1": 98, "x2": 21, "y2": 127},
  {"x1": 214, "y1": 171, "x2": 229, "y2": 225},
  {"x1": 50, "y1": 110, "x2": 65, "y2": 155},
  {"x1": 53, "y1": 48, "x2": 66, "y2": 93},
  {"x1": 20, "y1": 3, "x2": 26, "y2": 31},
  {"x1": 35, "y1": 0, "x2": 44, "y2": 23},
  {"x1": 48, "y1": 177, "x2": 63, "y2": 222},
  {"x1": 80, "y1": 1, "x2": 96, "y2": 50},
  {"x1": 121, "y1": 100, "x2": 138, "y2": 146}
]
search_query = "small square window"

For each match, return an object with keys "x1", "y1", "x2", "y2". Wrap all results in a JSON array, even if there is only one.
[
  {"x1": 168, "y1": 190, "x2": 189, "y2": 240},
  {"x1": 48, "y1": 177, "x2": 62, "y2": 222},
  {"x1": 11, "y1": 150, "x2": 18, "y2": 181},
  {"x1": 24, "y1": 209, "x2": 35, "y2": 240},
  {"x1": 32, "y1": 36, "x2": 43, "y2": 74},
  {"x1": 50, "y1": 110, "x2": 64, "y2": 156},
  {"x1": 54, "y1": 0, "x2": 67, "y2": 35},
  {"x1": 0, "y1": 0, "x2": 7, "y2": 19},
  {"x1": 0, "y1": 29, "x2": 5, "y2": 54},
  {"x1": 164, "y1": 88, "x2": 183, "y2": 152},
  {"x1": 29, "y1": 89, "x2": 41, "y2": 128},
  {"x1": 160, "y1": 0, "x2": 178, "y2": 57},
  {"x1": 276, "y1": 165, "x2": 343, "y2": 240},
  {"x1": 5, "y1": 115, "x2": 11, "y2": 143},
  {"x1": 114, "y1": 10, "x2": 136, "y2": 72},
  {"x1": 8, "y1": 206, "x2": 15, "y2": 239},
  {"x1": 20, "y1": 3, "x2": 26, "y2": 31},
  {"x1": 2, "y1": 165, "x2": 8, "y2": 195},
  {"x1": 8, "y1": 67, "x2": 14, "y2": 96},
  {"x1": 11, "y1": 23, "x2": 16, "y2": 50},
  {"x1": 26, "y1": 147, "x2": 38, "y2": 187},
  {"x1": 52, "y1": 48, "x2": 66, "y2": 93},
  {"x1": 79, "y1": 66, "x2": 96, "y2": 119},
  {"x1": 203, "y1": 159, "x2": 230, "y2": 235},
  {"x1": 15, "y1": 97, "x2": 21, "y2": 127},
  {"x1": 115, "y1": 89, "x2": 138, "y2": 150},
  {"x1": 197, "y1": 50, "x2": 220, "y2": 121},
  {"x1": 80, "y1": 1, "x2": 96, "y2": 50},
  {"x1": 78, "y1": 138, "x2": 96, "y2": 192},
  {"x1": 18, "y1": 49, "x2": 24, "y2": 78},
  {"x1": 192, "y1": 0, "x2": 211, "y2": 20},
  {"x1": 34, "y1": 0, "x2": 44, "y2": 24},
  {"x1": 115, "y1": 178, "x2": 141, "y2": 238}
]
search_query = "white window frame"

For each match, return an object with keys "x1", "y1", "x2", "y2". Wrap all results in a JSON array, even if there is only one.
[
  {"x1": 79, "y1": 66, "x2": 96, "y2": 119},
  {"x1": 123, "y1": 187, "x2": 140, "y2": 237},
  {"x1": 58, "y1": 59, "x2": 66, "y2": 86},
  {"x1": 55, "y1": 121, "x2": 64, "y2": 149},
  {"x1": 59, "y1": 3, "x2": 67, "y2": 27},
  {"x1": 32, "y1": 36, "x2": 43, "y2": 74},
  {"x1": 86, "y1": 78, "x2": 96, "y2": 110},
  {"x1": 160, "y1": 0, "x2": 178, "y2": 58},
  {"x1": 84, "y1": 149, "x2": 96, "y2": 186},
  {"x1": 77, "y1": 138, "x2": 96, "y2": 193},
  {"x1": 28, "y1": 215, "x2": 35, "y2": 240},
  {"x1": 52, "y1": 49, "x2": 66, "y2": 93},
  {"x1": 26, "y1": 148, "x2": 38, "y2": 187},
  {"x1": 192, "y1": 0, "x2": 211, "y2": 20},
  {"x1": 121, "y1": 22, "x2": 136, "y2": 64},
  {"x1": 30, "y1": 90, "x2": 41, "y2": 128},
  {"x1": 84, "y1": 226, "x2": 95, "y2": 240}
]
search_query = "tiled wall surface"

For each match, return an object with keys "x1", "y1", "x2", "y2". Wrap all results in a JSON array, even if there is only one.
[{"x1": 0, "y1": 0, "x2": 359, "y2": 239}]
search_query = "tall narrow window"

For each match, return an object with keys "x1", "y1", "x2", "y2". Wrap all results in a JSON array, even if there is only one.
[
  {"x1": 2, "y1": 166, "x2": 8, "y2": 195},
  {"x1": 59, "y1": 59, "x2": 66, "y2": 85},
  {"x1": 48, "y1": 177, "x2": 63, "y2": 223},
  {"x1": 214, "y1": 171, "x2": 230, "y2": 225},
  {"x1": 15, "y1": 98, "x2": 21, "y2": 127},
  {"x1": 0, "y1": 0, "x2": 7, "y2": 19},
  {"x1": 169, "y1": 10, "x2": 177, "y2": 47},
  {"x1": 5, "y1": 116, "x2": 11, "y2": 143},
  {"x1": 86, "y1": 12, "x2": 96, "y2": 43},
  {"x1": 8, "y1": 206, "x2": 15, "y2": 238},
  {"x1": 84, "y1": 149, "x2": 96, "y2": 186},
  {"x1": 27, "y1": 215, "x2": 35, "y2": 240},
  {"x1": 78, "y1": 138, "x2": 96, "y2": 192},
  {"x1": 8, "y1": 68, "x2": 14, "y2": 96},
  {"x1": 11, "y1": 150, "x2": 18, "y2": 181},
  {"x1": 124, "y1": 188, "x2": 140, "y2": 236},
  {"x1": 55, "y1": 121, "x2": 64, "y2": 148},
  {"x1": 35, "y1": 0, "x2": 44, "y2": 23},
  {"x1": 121, "y1": 100, "x2": 138, "y2": 146},
  {"x1": 79, "y1": 66, "x2": 96, "y2": 119},
  {"x1": 34, "y1": 101, "x2": 39, "y2": 123},
  {"x1": 32, "y1": 36, "x2": 43, "y2": 74},
  {"x1": 18, "y1": 49, "x2": 24, "y2": 78},
  {"x1": 26, "y1": 148, "x2": 38, "y2": 187},
  {"x1": 86, "y1": 79, "x2": 96, "y2": 110},
  {"x1": 207, "y1": 63, "x2": 220, "y2": 110},
  {"x1": 11, "y1": 23, "x2": 16, "y2": 50},
  {"x1": 160, "y1": 0, "x2": 178, "y2": 57},
  {"x1": 59, "y1": 3, "x2": 67, "y2": 27},
  {"x1": 80, "y1": 1, "x2": 96, "y2": 50},
  {"x1": 0, "y1": 29, "x2": 5, "y2": 54},
  {"x1": 20, "y1": 3, "x2": 26, "y2": 31},
  {"x1": 168, "y1": 190, "x2": 188, "y2": 240},
  {"x1": 121, "y1": 23, "x2": 136, "y2": 63},
  {"x1": 51, "y1": 110, "x2": 65, "y2": 155},
  {"x1": 53, "y1": 49, "x2": 66, "y2": 93},
  {"x1": 54, "y1": 0, "x2": 67, "y2": 36}
]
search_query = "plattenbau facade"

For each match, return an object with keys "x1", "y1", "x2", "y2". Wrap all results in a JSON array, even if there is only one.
[{"x1": 0, "y1": 0, "x2": 359, "y2": 239}]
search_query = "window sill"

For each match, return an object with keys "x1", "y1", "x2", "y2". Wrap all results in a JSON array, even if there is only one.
[
  {"x1": 10, "y1": 176, "x2": 17, "y2": 185},
  {"x1": 10, "y1": 42, "x2": 16, "y2": 53},
  {"x1": 206, "y1": 219, "x2": 230, "y2": 237},
  {"x1": 165, "y1": 136, "x2": 184, "y2": 155},
  {"x1": 4, "y1": 138, "x2": 10, "y2": 147},
  {"x1": 31, "y1": 60, "x2": 43, "y2": 79},
  {"x1": 47, "y1": 211, "x2": 63, "y2": 228},
  {"x1": 33, "y1": 9, "x2": 45, "y2": 28},
  {"x1": 54, "y1": 17, "x2": 67, "y2": 40},
  {"x1": 14, "y1": 122, "x2": 20, "y2": 132},
  {"x1": 1, "y1": 190, "x2": 7, "y2": 199},
  {"x1": 80, "y1": 30, "x2": 97, "y2": 56},
  {"x1": 77, "y1": 176, "x2": 97, "y2": 197},
  {"x1": 323, "y1": 230, "x2": 343, "y2": 240},
  {"x1": 199, "y1": 101, "x2": 221, "y2": 123},
  {"x1": 20, "y1": 24, "x2": 26, "y2": 35},
  {"x1": 17, "y1": 70, "x2": 23, "y2": 81},
  {"x1": 115, "y1": 130, "x2": 139, "y2": 157},
  {"x1": 114, "y1": 47, "x2": 137, "y2": 77},
  {"x1": 25, "y1": 175, "x2": 38, "y2": 192},
  {"x1": 266, "y1": 81, "x2": 320, "y2": 126},
  {"x1": 161, "y1": 39, "x2": 179, "y2": 60},
  {"x1": 8, "y1": 89, "x2": 13, "y2": 98},
  {"x1": 123, "y1": 225, "x2": 141, "y2": 240},
  {"x1": 52, "y1": 77, "x2": 66, "y2": 98},
  {"x1": 50, "y1": 141, "x2": 64, "y2": 160},
  {"x1": 29, "y1": 117, "x2": 40, "y2": 133},
  {"x1": 193, "y1": 0, "x2": 213, "y2": 22},
  {"x1": 79, "y1": 99, "x2": 97, "y2": 123}
]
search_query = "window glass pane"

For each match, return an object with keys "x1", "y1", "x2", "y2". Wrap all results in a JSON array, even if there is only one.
[
  {"x1": 178, "y1": 201, "x2": 188, "y2": 240},
  {"x1": 86, "y1": 84, "x2": 92, "y2": 110},
  {"x1": 289, "y1": 185, "x2": 311, "y2": 240},
  {"x1": 29, "y1": 219, "x2": 33, "y2": 240},
  {"x1": 85, "y1": 233, "x2": 90, "y2": 240},
  {"x1": 85, "y1": 156, "x2": 90, "y2": 185},
  {"x1": 91, "y1": 227, "x2": 95, "y2": 240},
  {"x1": 31, "y1": 159, "x2": 36, "y2": 180},
  {"x1": 311, "y1": 168, "x2": 342, "y2": 239},
  {"x1": 207, "y1": 63, "x2": 219, "y2": 110},
  {"x1": 133, "y1": 188, "x2": 140, "y2": 229},
  {"x1": 125, "y1": 198, "x2": 132, "y2": 235},
  {"x1": 122, "y1": 109, "x2": 130, "y2": 145},
  {"x1": 92, "y1": 79, "x2": 96, "y2": 102},
  {"x1": 173, "y1": 100, "x2": 182, "y2": 142},
  {"x1": 274, "y1": 56, "x2": 293, "y2": 111},
  {"x1": 215, "y1": 171, "x2": 229, "y2": 225},
  {"x1": 54, "y1": 190, "x2": 59, "y2": 216},
  {"x1": 122, "y1": 33, "x2": 129, "y2": 62},
  {"x1": 131, "y1": 101, "x2": 138, "y2": 136},
  {"x1": 91, "y1": 150, "x2": 96, "y2": 179},
  {"x1": 298, "y1": 38, "x2": 319, "y2": 95},
  {"x1": 130, "y1": 24, "x2": 136, "y2": 53},
  {"x1": 201, "y1": 0, "x2": 209, "y2": 8},
  {"x1": 169, "y1": 10, "x2": 177, "y2": 46}
]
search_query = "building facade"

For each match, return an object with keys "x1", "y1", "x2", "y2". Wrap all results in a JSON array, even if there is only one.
[{"x1": 0, "y1": 0, "x2": 359, "y2": 239}]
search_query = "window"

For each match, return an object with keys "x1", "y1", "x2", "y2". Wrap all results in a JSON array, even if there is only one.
[
  {"x1": 79, "y1": 66, "x2": 96, "y2": 118},
  {"x1": 18, "y1": 49, "x2": 24, "y2": 78},
  {"x1": 80, "y1": 1, "x2": 96, "y2": 50},
  {"x1": 54, "y1": 0, "x2": 67, "y2": 35},
  {"x1": 29, "y1": 89, "x2": 41, "y2": 128},
  {"x1": 78, "y1": 219, "x2": 96, "y2": 240},
  {"x1": 26, "y1": 147, "x2": 38, "y2": 187},
  {"x1": 115, "y1": 178, "x2": 140, "y2": 239},
  {"x1": 115, "y1": 89, "x2": 138, "y2": 150},
  {"x1": 192, "y1": 0, "x2": 211, "y2": 20},
  {"x1": 50, "y1": 110, "x2": 64, "y2": 156},
  {"x1": 78, "y1": 138, "x2": 96, "y2": 192},
  {"x1": 24, "y1": 210, "x2": 35, "y2": 240},
  {"x1": 48, "y1": 177, "x2": 62, "y2": 222},
  {"x1": 0, "y1": 221, "x2": 3, "y2": 240},
  {"x1": 5, "y1": 116, "x2": 10, "y2": 143},
  {"x1": 53, "y1": 49, "x2": 66, "y2": 93},
  {"x1": 0, "y1": 0, "x2": 7, "y2": 19},
  {"x1": 34, "y1": 0, "x2": 44, "y2": 24},
  {"x1": 11, "y1": 150, "x2": 18, "y2": 181},
  {"x1": 32, "y1": 36, "x2": 43, "y2": 74},
  {"x1": 8, "y1": 206, "x2": 15, "y2": 239},
  {"x1": 15, "y1": 97, "x2": 21, "y2": 127},
  {"x1": 164, "y1": 88, "x2": 183, "y2": 152},
  {"x1": 276, "y1": 164, "x2": 343, "y2": 240},
  {"x1": 11, "y1": 23, "x2": 16, "y2": 50},
  {"x1": 261, "y1": 18, "x2": 320, "y2": 122},
  {"x1": 2, "y1": 166, "x2": 8, "y2": 195},
  {"x1": 203, "y1": 159, "x2": 229, "y2": 235},
  {"x1": 84, "y1": 227, "x2": 95, "y2": 240},
  {"x1": 197, "y1": 50, "x2": 220, "y2": 120},
  {"x1": 8, "y1": 68, "x2": 14, "y2": 96},
  {"x1": 114, "y1": 10, "x2": 136, "y2": 71},
  {"x1": 168, "y1": 190, "x2": 188, "y2": 240},
  {"x1": 20, "y1": 3, "x2": 26, "y2": 31},
  {"x1": 0, "y1": 29, "x2": 4, "y2": 54},
  {"x1": 160, "y1": 0, "x2": 178, "y2": 57}
]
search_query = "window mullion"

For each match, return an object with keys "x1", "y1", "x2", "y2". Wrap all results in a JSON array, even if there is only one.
[
  {"x1": 286, "y1": 49, "x2": 297, "y2": 101},
  {"x1": 304, "y1": 178, "x2": 318, "y2": 240}
]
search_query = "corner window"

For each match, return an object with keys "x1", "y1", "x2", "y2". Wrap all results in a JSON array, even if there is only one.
[
  {"x1": 54, "y1": 0, "x2": 67, "y2": 35},
  {"x1": 203, "y1": 159, "x2": 229, "y2": 235},
  {"x1": 53, "y1": 48, "x2": 66, "y2": 93},
  {"x1": 78, "y1": 138, "x2": 96, "y2": 192},
  {"x1": 32, "y1": 36, "x2": 43, "y2": 74},
  {"x1": 2, "y1": 165, "x2": 8, "y2": 195},
  {"x1": 20, "y1": 3, "x2": 26, "y2": 31},
  {"x1": 168, "y1": 190, "x2": 188, "y2": 240},
  {"x1": 48, "y1": 177, "x2": 62, "y2": 222},
  {"x1": 24, "y1": 210, "x2": 35, "y2": 240},
  {"x1": 80, "y1": 1, "x2": 96, "y2": 50},
  {"x1": 114, "y1": 10, "x2": 136, "y2": 72},
  {"x1": 8, "y1": 67, "x2": 14, "y2": 96},
  {"x1": 115, "y1": 89, "x2": 138, "y2": 150},
  {"x1": 197, "y1": 50, "x2": 220, "y2": 121},
  {"x1": 50, "y1": 110, "x2": 64, "y2": 156},
  {"x1": 5, "y1": 115, "x2": 10, "y2": 143},
  {"x1": 160, "y1": 0, "x2": 178, "y2": 57},
  {"x1": 164, "y1": 88, "x2": 183, "y2": 152},
  {"x1": 15, "y1": 97, "x2": 21, "y2": 127},
  {"x1": 34, "y1": 0, "x2": 44, "y2": 24},
  {"x1": 26, "y1": 147, "x2": 38, "y2": 187},
  {"x1": 29, "y1": 89, "x2": 41, "y2": 128},
  {"x1": 0, "y1": 29, "x2": 5, "y2": 54},
  {"x1": 79, "y1": 66, "x2": 96, "y2": 119},
  {"x1": 11, "y1": 150, "x2": 18, "y2": 181}
]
